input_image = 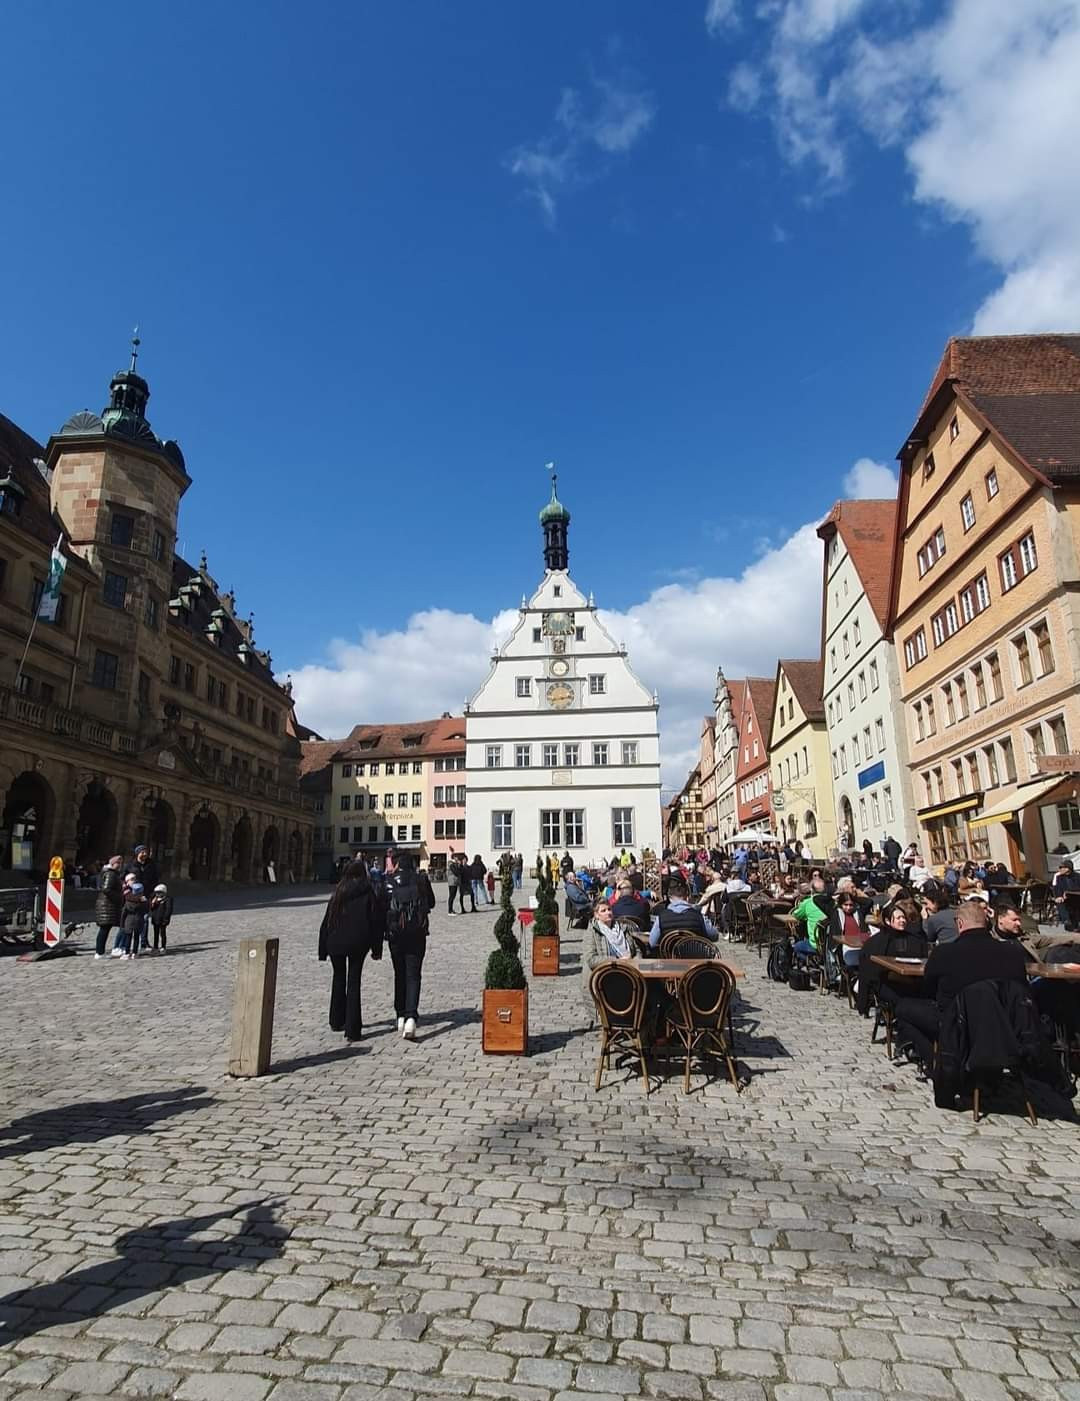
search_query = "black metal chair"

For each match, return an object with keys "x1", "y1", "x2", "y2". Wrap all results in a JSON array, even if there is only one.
[
  {"x1": 667, "y1": 962, "x2": 740, "y2": 1094},
  {"x1": 589, "y1": 962, "x2": 651, "y2": 1094}
]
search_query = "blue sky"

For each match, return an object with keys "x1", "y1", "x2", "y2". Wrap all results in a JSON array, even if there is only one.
[{"x1": 4, "y1": 1, "x2": 1078, "y2": 787}]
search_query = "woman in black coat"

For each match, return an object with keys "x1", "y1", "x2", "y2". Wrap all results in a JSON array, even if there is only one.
[
  {"x1": 94, "y1": 855, "x2": 124, "y2": 958},
  {"x1": 318, "y1": 859, "x2": 385, "y2": 1041}
]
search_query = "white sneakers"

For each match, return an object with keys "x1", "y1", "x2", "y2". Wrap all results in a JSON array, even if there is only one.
[
  {"x1": 110, "y1": 948, "x2": 124, "y2": 957},
  {"x1": 94, "y1": 953, "x2": 104, "y2": 960},
  {"x1": 397, "y1": 1017, "x2": 405, "y2": 1032},
  {"x1": 402, "y1": 1018, "x2": 417, "y2": 1040}
]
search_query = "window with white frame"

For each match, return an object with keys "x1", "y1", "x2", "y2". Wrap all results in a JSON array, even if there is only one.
[
  {"x1": 1057, "y1": 801, "x2": 1080, "y2": 835},
  {"x1": 516, "y1": 676, "x2": 532, "y2": 697},
  {"x1": 398, "y1": 792, "x2": 407, "y2": 807},
  {"x1": 852, "y1": 734, "x2": 861, "y2": 764},
  {"x1": 622, "y1": 741, "x2": 638, "y2": 765},
  {"x1": 1013, "y1": 632, "x2": 1033, "y2": 687},
  {"x1": 542, "y1": 742, "x2": 559, "y2": 767},
  {"x1": 1019, "y1": 532, "x2": 1037, "y2": 576},
  {"x1": 564, "y1": 809, "x2": 585, "y2": 845},
  {"x1": 492, "y1": 811, "x2": 513, "y2": 847},
  {"x1": 858, "y1": 671, "x2": 867, "y2": 701},
  {"x1": 985, "y1": 467, "x2": 998, "y2": 498},
  {"x1": 843, "y1": 631, "x2": 850, "y2": 658},
  {"x1": 999, "y1": 548, "x2": 1018, "y2": 592},
  {"x1": 859, "y1": 797, "x2": 868, "y2": 828},
  {"x1": 831, "y1": 751, "x2": 839, "y2": 779},
  {"x1": 514, "y1": 744, "x2": 532, "y2": 767},
  {"x1": 875, "y1": 717, "x2": 885, "y2": 751},
  {"x1": 847, "y1": 681, "x2": 855, "y2": 710},
  {"x1": 485, "y1": 745, "x2": 502, "y2": 768},
  {"x1": 592, "y1": 742, "x2": 609, "y2": 766},
  {"x1": 1033, "y1": 619, "x2": 1054, "y2": 675},
  {"x1": 840, "y1": 744, "x2": 848, "y2": 773},
  {"x1": 540, "y1": 810, "x2": 561, "y2": 846},
  {"x1": 384, "y1": 794, "x2": 393, "y2": 808},
  {"x1": 883, "y1": 785, "x2": 894, "y2": 821},
  {"x1": 863, "y1": 724, "x2": 872, "y2": 755},
  {"x1": 870, "y1": 792, "x2": 881, "y2": 824},
  {"x1": 564, "y1": 743, "x2": 579, "y2": 766},
  {"x1": 869, "y1": 659, "x2": 879, "y2": 690},
  {"x1": 960, "y1": 494, "x2": 976, "y2": 531},
  {"x1": 612, "y1": 808, "x2": 634, "y2": 845},
  {"x1": 588, "y1": 673, "x2": 606, "y2": 695}
]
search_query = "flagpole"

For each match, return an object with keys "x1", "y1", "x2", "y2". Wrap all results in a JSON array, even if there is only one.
[{"x1": 15, "y1": 532, "x2": 63, "y2": 694}]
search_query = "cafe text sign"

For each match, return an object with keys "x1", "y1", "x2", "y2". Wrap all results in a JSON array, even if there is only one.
[{"x1": 1035, "y1": 754, "x2": 1080, "y2": 774}]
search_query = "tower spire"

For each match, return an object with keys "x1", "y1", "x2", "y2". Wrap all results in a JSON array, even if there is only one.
[
  {"x1": 538, "y1": 461, "x2": 570, "y2": 572},
  {"x1": 129, "y1": 325, "x2": 141, "y2": 372}
]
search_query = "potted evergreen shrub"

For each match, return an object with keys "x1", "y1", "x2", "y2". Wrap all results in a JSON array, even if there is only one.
[
  {"x1": 531, "y1": 855, "x2": 561, "y2": 976},
  {"x1": 482, "y1": 865, "x2": 529, "y2": 1053}
]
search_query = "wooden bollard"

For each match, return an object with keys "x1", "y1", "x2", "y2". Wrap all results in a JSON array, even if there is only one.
[{"x1": 228, "y1": 937, "x2": 279, "y2": 1077}]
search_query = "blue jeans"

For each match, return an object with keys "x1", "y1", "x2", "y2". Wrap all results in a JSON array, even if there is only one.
[
  {"x1": 793, "y1": 939, "x2": 814, "y2": 957},
  {"x1": 513, "y1": 872, "x2": 522, "y2": 889},
  {"x1": 472, "y1": 879, "x2": 490, "y2": 905}
]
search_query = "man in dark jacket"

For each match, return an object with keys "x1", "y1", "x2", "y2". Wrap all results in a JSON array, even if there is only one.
[
  {"x1": 95, "y1": 854, "x2": 125, "y2": 958},
  {"x1": 124, "y1": 845, "x2": 160, "y2": 895},
  {"x1": 893, "y1": 900, "x2": 1024, "y2": 1065},
  {"x1": 648, "y1": 876, "x2": 719, "y2": 947},
  {"x1": 881, "y1": 835, "x2": 902, "y2": 868},
  {"x1": 611, "y1": 877, "x2": 652, "y2": 930}
]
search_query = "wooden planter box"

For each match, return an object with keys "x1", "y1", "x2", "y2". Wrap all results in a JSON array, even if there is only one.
[
  {"x1": 532, "y1": 926, "x2": 560, "y2": 976},
  {"x1": 482, "y1": 987, "x2": 529, "y2": 1054}
]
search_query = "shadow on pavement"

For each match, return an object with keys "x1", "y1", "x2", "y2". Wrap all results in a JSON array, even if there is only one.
[
  {"x1": 0, "y1": 1086, "x2": 214, "y2": 1160},
  {"x1": 268, "y1": 1046, "x2": 366, "y2": 1074},
  {"x1": 0, "y1": 1200, "x2": 287, "y2": 1342}
]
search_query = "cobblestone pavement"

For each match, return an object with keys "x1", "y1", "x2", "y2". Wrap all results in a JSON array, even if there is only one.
[{"x1": 1, "y1": 883, "x2": 1079, "y2": 1401}]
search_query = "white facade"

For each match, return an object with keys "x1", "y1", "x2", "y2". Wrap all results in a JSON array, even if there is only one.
[
  {"x1": 822, "y1": 528, "x2": 917, "y2": 849},
  {"x1": 465, "y1": 563, "x2": 661, "y2": 865}
]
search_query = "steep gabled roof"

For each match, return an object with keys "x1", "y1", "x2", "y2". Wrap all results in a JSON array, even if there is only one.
[
  {"x1": 778, "y1": 659, "x2": 825, "y2": 723},
  {"x1": 745, "y1": 678, "x2": 776, "y2": 737},
  {"x1": 299, "y1": 739, "x2": 339, "y2": 784},
  {"x1": 906, "y1": 334, "x2": 1080, "y2": 482},
  {"x1": 335, "y1": 716, "x2": 466, "y2": 762},
  {"x1": 817, "y1": 498, "x2": 897, "y2": 630}
]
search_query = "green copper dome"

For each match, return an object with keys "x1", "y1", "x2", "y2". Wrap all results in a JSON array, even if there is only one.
[{"x1": 539, "y1": 478, "x2": 570, "y2": 525}]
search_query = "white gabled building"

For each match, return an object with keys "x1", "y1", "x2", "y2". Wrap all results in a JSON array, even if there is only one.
[
  {"x1": 465, "y1": 477, "x2": 662, "y2": 865},
  {"x1": 817, "y1": 499, "x2": 917, "y2": 851}
]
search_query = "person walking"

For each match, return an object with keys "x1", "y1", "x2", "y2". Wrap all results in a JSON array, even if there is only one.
[
  {"x1": 317, "y1": 859, "x2": 384, "y2": 1042},
  {"x1": 470, "y1": 854, "x2": 490, "y2": 907},
  {"x1": 95, "y1": 854, "x2": 124, "y2": 959},
  {"x1": 512, "y1": 852, "x2": 523, "y2": 890},
  {"x1": 386, "y1": 853, "x2": 436, "y2": 1040}
]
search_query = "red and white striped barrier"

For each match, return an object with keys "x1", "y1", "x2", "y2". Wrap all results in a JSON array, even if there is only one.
[{"x1": 44, "y1": 856, "x2": 64, "y2": 947}]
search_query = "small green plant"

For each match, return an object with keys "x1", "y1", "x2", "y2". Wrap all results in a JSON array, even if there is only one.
[
  {"x1": 484, "y1": 865, "x2": 527, "y2": 990},
  {"x1": 532, "y1": 852, "x2": 558, "y2": 940}
]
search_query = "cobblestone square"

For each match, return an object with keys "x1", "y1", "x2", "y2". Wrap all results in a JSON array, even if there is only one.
[{"x1": 1, "y1": 886, "x2": 1078, "y2": 1400}]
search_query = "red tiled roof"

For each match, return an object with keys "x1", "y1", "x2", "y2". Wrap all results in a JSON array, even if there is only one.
[
  {"x1": 910, "y1": 335, "x2": 1080, "y2": 481},
  {"x1": 817, "y1": 499, "x2": 897, "y2": 629},
  {"x1": 778, "y1": 659, "x2": 825, "y2": 723},
  {"x1": 336, "y1": 716, "x2": 465, "y2": 761},
  {"x1": 298, "y1": 739, "x2": 339, "y2": 787},
  {"x1": 745, "y1": 678, "x2": 776, "y2": 736}
]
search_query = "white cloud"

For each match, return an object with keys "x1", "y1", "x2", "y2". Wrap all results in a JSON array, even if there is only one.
[
  {"x1": 288, "y1": 522, "x2": 825, "y2": 793},
  {"x1": 719, "y1": 0, "x2": 1080, "y2": 328},
  {"x1": 727, "y1": 61, "x2": 762, "y2": 112},
  {"x1": 842, "y1": 456, "x2": 897, "y2": 498},
  {"x1": 507, "y1": 70, "x2": 656, "y2": 226},
  {"x1": 705, "y1": 0, "x2": 739, "y2": 36}
]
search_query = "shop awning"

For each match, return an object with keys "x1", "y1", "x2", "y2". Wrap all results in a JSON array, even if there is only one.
[
  {"x1": 968, "y1": 774, "x2": 1070, "y2": 830},
  {"x1": 918, "y1": 795, "x2": 981, "y2": 822}
]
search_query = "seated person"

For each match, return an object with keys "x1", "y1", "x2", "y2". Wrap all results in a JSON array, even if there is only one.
[
  {"x1": 562, "y1": 874, "x2": 593, "y2": 926},
  {"x1": 829, "y1": 889, "x2": 870, "y2": 973},
  {"x1": 584, "y1": 899, "x2": 641, "y2": 1001},
  {"x1": 907, "y1": 853, "x2": 933, "y2": 890},
  {"x1": 856, "y1": 901, "x2": 930, "y2": 1016},
  {"x1": 1052, "y1": 859, "x2": 1080, "y2": 931},
  {"x1": 792, "y1": 879, "x2": 832, "y2": 960},
  {"x1": 610, "y1": 877, "x2": 653, "y2": 930},
  {"x1": 921, "y1": 881, "x2": 958, "y2": 944},
  {"x1": 649, "y1": 874, "x2": 719, "y2": 948}
]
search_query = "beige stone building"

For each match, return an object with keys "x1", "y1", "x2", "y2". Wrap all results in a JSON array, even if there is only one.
[
  {"x1": 0, "y1": 351, "x2": 312, "y2": 881},
  {"x1": 767, "y1": 659, "x2": 837, "y2": 856},
  {"x1": 890, "y1": 334, "x2": 1080, "y2": 875}
]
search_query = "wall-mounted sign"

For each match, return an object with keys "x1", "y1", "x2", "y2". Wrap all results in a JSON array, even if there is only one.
[{"x1": 857, "y1": 760, "x2": 886, "y2": 791}]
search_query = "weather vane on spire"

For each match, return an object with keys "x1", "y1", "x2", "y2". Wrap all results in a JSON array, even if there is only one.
[
  {"x1": 129, "y1": 324, "x2": 141, "y2": 372},
  {"x1": 546, "y1": 460, "x2": 556, "y2": 494}
]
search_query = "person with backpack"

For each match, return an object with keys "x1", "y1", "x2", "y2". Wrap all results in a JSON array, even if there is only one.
[
  {"x1": 386, "y1": 853, "x2": 436, "y2": 1039},
  {"x1": 318, "y1": 859, "x2": 384, "y2": 1041}
]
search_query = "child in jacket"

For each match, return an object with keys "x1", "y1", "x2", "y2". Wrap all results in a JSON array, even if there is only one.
[
  {"x1": 150, "y1": 883, "x2": 174, "y2": 953},
  {"x1": 120, "y1": 883, "x2": 149, "y2": 960}
]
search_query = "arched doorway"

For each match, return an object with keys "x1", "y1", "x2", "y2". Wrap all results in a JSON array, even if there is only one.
[
  {"x1": 76, "y1": 781, "x2": 118, "y2": 868},
  {"x1": 839, "y1": 796, "x2": 854, "y2": 848},
  {"x1": 261, "y1": 825, "x2": 280, "y2": 881},
  {"x1": 2, "y1": 770, "x2": 55, "y2": 873},
  {"x1": 231, "y1": 815, "x2": 253, "y2": 882},
  {"x1": 286, "y1": 829, "x2": 303, "y2": 882},
  {"x1": 136, "y1": 798, "x2": 176, "y2": 876},
  {"x1": 188, "y1": 807, "x2": 220, "y2": 881},
  {"x1": 804, "y1": 811, "x2": 818, "y2": 839}
]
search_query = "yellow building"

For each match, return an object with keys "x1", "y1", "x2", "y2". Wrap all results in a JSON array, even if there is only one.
[
  {"x1": 767, "y1": 659, "x2": 837, "y2": 856},
  {"x1": 890, "y1": 334, "x2": 1080, "y2": 874}
]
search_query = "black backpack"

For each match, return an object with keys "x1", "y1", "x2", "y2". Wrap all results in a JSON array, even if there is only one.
[
  {"x1": 388, "y1": 876, "x2": 426, "y2": 938},
  {"x1": 767, "y1": 938, "x2": 792, "y2": 982}
]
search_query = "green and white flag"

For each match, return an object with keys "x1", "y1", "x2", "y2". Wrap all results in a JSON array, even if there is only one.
[{"x1": 38, "y1": 534, "x2": 67, "y2": 622}]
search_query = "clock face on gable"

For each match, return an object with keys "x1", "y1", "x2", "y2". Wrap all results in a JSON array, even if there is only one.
[
  {"x1": 546, "y1": 681, "x2": 574, "y2": 710},
  {"x1": 549, "y1": 658, "x2": 570, "y2": 678}
]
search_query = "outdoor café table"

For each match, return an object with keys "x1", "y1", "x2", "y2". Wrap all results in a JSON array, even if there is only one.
[
  {"x1": 636, "y1": 958, "x2": 744, "y2": 981},
  {"x1": 870, "y1": 955, "x2": 926, "y2": 977}
]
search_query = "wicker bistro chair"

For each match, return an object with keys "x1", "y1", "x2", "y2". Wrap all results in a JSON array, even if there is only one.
[
  {"x1": 667, "y1": 962, "x2": 740, "y2": 1094},
  {"x1": 667, "y1": 935, "x2": 737, "y2": 1045},
  {"x1": 589, "y1": 962, "x2": 652, "y2": 1094}
]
